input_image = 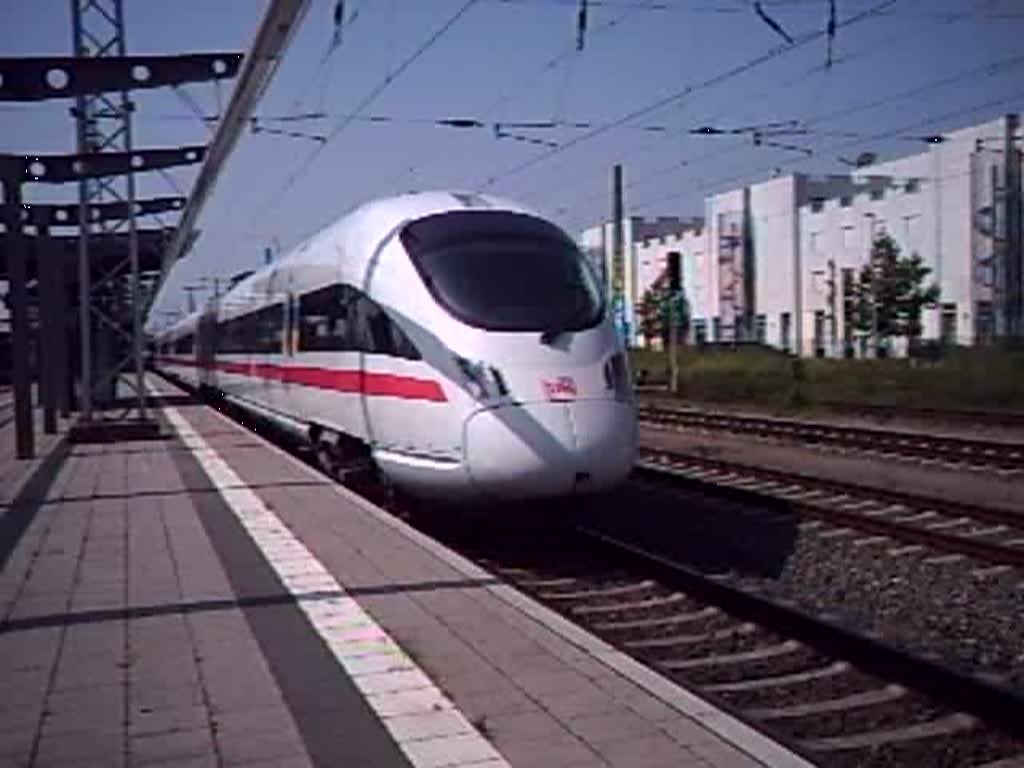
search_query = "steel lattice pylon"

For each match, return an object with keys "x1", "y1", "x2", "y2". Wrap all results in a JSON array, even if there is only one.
[{"x1": 71, "y1": 0, "x2": 146, "y2": 419}]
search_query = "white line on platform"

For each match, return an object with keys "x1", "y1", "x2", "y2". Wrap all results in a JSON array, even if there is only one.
[{"x1": 158, "y1": 400, "x2": 509, "y2": 768}]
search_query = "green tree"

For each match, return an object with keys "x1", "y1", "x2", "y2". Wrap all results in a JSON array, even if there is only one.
[
  {"x1": 639, "y1": 272, "x2": 690, "y2": 348},
  {"x1": 851, "y1": 233, "x2": 940, "y2": 354}
]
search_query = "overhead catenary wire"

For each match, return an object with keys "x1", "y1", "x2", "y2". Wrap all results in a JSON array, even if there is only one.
[
  {"x1": 474, "y1": 0, "x2": 901, "y2": 191},
  {"x1": 486, "y1": 0, "x2": 1024, "y2": 20},
  {"x1": 266, "y1": 0, "x2": 481, "y2": 207},
  {"x1": 531, "y1": 45, "x2": 1024, "y2": 215},
  {"x1": 515, "y1": 0, "x2": 1016, "y2": 206},
  {"x1": 370, "y1": 0, "x2": 640, "y2": 196},
  {"x1": 630, "y1": 88, "x2": 1024, "y2": 215}
]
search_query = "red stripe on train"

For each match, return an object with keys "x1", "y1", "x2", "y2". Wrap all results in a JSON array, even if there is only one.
[{"x1": 156, "y1": 357, "x2": 447, "y2": 403}]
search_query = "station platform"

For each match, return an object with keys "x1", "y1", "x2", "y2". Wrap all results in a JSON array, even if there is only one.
[{"x1": 0, "y1": 376, "x2": 812, "y2": 768}]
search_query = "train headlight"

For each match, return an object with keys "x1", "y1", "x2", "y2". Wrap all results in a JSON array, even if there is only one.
[
  {"x1": 603, "y1": 352, "x2": 633, "y2": 402},
  {"x1": 455, "y1": 356, "x2": 509, "y2": 401}
]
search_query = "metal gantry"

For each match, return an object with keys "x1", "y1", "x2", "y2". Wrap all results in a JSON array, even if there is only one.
[
  {"x1": 0, "y1": 34, "x2": 244, "y2": 458},
  {"x1": 72, "y1": 0, "x2": 168, "y2": 420}
]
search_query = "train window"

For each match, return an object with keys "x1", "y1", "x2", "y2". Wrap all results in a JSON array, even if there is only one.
[
  {"x1": 257, "y1": 304, "x2": 284, "y2": 353},
  {"x1": 299, "y1": 284, "x2": 355, "y2": 352},
  {"x1": 173, "y1": 334, "x2": 193, "y2": 354},
  {"x1": 401, "y1": 210, "x2": 603, "y2": 333},
  {"x1": 354, "y1": 295, "x2": 422, "y2": 360},
  {"x1": 216, "y1": 303, "x2": 283, "y2": 354},
  {"x1": 298, "y1": 283, "x2": 421, "y2": 360}
]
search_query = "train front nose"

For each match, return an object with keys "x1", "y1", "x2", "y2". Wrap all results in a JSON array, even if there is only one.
[{"x1": 463, "y1": 399, "x2": 637, "y2": 500}]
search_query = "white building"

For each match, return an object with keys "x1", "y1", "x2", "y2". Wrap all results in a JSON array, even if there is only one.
[
  {"x1": 633, "y1": 225, "x2": 707, "y2": 347},
  {"x1": 582, "y1": 113, "x2": 1023, "y2": 356}
]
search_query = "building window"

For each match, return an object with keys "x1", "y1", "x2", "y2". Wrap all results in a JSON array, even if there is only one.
[
  {"x1": 755, "y1": 314, "x2": 767, "y2": 343},
  {"x1": 780, "y1": 312, "x2": 791, "y2": 352},
  {"x1": 693, "y1": 319, "x2": 707, "y2": 346},
  {"x1": 712, "y1": 317, "x2": 721, "y2": 342},
  {"x1": 940, "y1": 303, "x2": 957, "y2": 345},
  {"x1": 841, "y1": 226, "x2": 856, "y2": 250},
  {"x1": 976, "y1": 301, "x2": 994, "y2": 346},
  {"x1": 905, "y1": 178, "x2": 920, "y2": 194},
  {"x1": 814, "y1": 310, "x2": 827, "y2": 357},
  {"x1": 842, "y1": 268, "x2": 856, "y2": 357},
  {"x1": 810, "y1": 197, "x2": 825, "y2": 213},
  {"x1": 870, "y1": 187, "x2": 885, "y2": 201},
  {"x1": 839, "y1": 195, "x2": 852, "y2": 208}
]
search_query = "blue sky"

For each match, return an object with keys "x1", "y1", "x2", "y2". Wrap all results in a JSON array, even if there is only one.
[{"x1": 2, "y1": 0, "x2": 1022, "y2": 325}]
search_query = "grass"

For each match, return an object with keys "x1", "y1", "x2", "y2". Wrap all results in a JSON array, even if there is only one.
[{"x1": 630, "y1": 346, "x2": 1024, "y2": 413}]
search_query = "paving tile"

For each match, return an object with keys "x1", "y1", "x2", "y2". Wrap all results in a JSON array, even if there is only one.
[
  {"x1": 383, "y1": 709, "x2": 475, "y2": 743},
  {"x1": 53, "y1": 653, "x2": 125, "y2": 691},
  {"x1": 0, "y1": 666, "x2": 51, "y2": 703},
  {"x1": 0, "y1": 727, "x2": 36, "y2": 761},
  {"x1": 0, "y1": 699, "x2": 44, "y2": 734},
  {"x1": 478, "y1": 709, "x2": 570, "y2": 743},
  {"x1": 424, "y1": 661, "x2": 511, "y2": 700},
  {"x1": 67, "y1": 590, "x2": 126, "y2": 612},
  {"x1": 217, "y1": 724, "x2": 308, "y2": 766},
  {"x1": 130, "y1": 726, "x2": 215, "y2": 766},
  {"x1": 129, "y1": 704, "x2": 210, "y2": 738},
  {"x1": 454, "y1": 686, "x2": 538, "y2": 720},
  {"x1": 202, "y1": 668, "x2": 286, "y2": 715},
  {"x1": 132, "y1": 756, "x2": 217, "y2": 768},
  {"x1": 232, "y1": 756, "x2": 313, "y2": 768},
  {"x1": 539, "y1": 681, "x2": 625, "y2": 720},
  {"x1": 659, "y1": 717, "x2": 730, "y2": 749},
  {"x1": 688, "y1": 738, "x2": 764, "y2": 768},
  {"x1": 511, "y1": 668, "x2": 596, "y2": 699},
  {"x1": 593, "y1": 678, "x2": 686, "y2": 724},
  {"x1": 492, "y1": 732, "x2": 605, "y2": 768},
  {"x1": 34, "y1": 727, "x2": 125, "y2": 766},
  {"x1": 566, "y1": 709, "x2": 664, "y2": 746},
  {"x1": 61, "y1": 623, "x2": 126, "y2": 657},
  {"x1": 41, "y1": 684, "x2": 125, "y2": 733},
  {"x1": 130, "y1": 655, "x2": 200, "y2": 690},
  {"x1": 0, "y1": 628, "x2": 61, "y2": 672},
  {"x1": 366, "y1": 688, "x2": 455, "y2": 719},
  {"x1": 399, "y1": 732, "x2": 503, "y2": 768},
  {"x1": 596, "y1": 732, "x2": 698, "y2": 768},
  {"x1": 130, "y1": 681, "x2": 206, "y2": 715},
  {"x1": 209, "y1": 706, "x2": 295, "y2": 736},
  {"x1": 7, "y1": 596, "x2": 69, "y2": 621}
]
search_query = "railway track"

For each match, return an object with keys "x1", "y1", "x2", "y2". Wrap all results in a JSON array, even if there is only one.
[
  {"x1": 155, "y1": 376, "x2": 1024, "y2": 766},
  {"x1": 637, "y1": 447, "x2": 1024, "y2": 571},
  {"x1": 635, "y1": 390, "x2": 1024, "y2": 430},
  {"x1": 638, "y1": 403, "x2": 1024, "y2": 472},
  {"x1": 410, "y1": 511, "x2": 1024, "y2": 768}
]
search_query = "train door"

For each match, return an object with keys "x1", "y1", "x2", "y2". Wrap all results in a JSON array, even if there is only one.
[
  {"x1": 359, "y1": 287, "x2": 455, "y2": 461},
  {"x1": 280, "y1": 287, "x2": 305, "y2": 422},
  {"x1": 260, "y1": 269, "x2": 285, "y2": 416},
  {"x1": 196, "y1": 310, "x2": 217, "y2": 394}
]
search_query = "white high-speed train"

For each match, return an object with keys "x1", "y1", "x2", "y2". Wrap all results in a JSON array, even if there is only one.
[{"x1": 153, "y1": 191, "x2": 637, "y2": 502}]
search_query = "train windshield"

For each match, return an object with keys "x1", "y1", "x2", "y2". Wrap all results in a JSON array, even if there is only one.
[{"x1": 401, "y1": 211, "x2": 604, "y2": 333}]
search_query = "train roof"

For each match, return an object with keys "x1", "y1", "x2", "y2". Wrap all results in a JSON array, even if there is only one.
[
  {"x1": 164, "y1": 191, "x2": 553, "y2": 325},
  {"x1": 222, "y1": 190, "x2": 544, "y2": 300},
  {"x1": 153, "y1": 309, "x2": 201, "y2": 341}
]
